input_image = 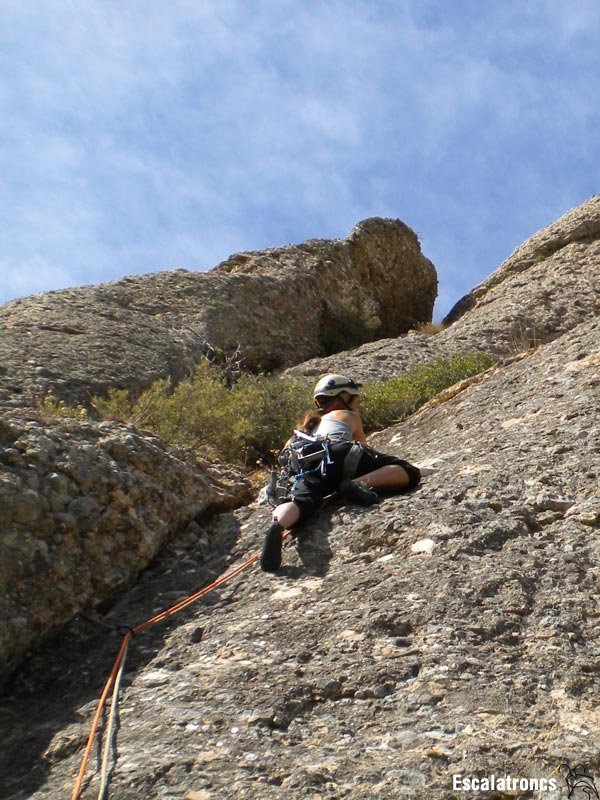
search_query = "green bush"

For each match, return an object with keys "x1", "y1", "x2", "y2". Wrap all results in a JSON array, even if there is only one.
[
  {"x1": 35, "y1": 392, "x2": 88, "y2": 420},
  {"x1": 36, "y1": 350, "x2": 494, "y2": 467},
  {"x1": 359, "y1": 350, "x2": 494, "y2": 431},
  {"x1": 125, "y1": 363, "x2": 312, "y2": 466},
  {"x1": 92, "y1": 387, "x2": 136, "y2": 422}
]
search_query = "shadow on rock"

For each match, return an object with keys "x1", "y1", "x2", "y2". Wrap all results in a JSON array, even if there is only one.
[
  {"x1": 278, "y1": 514, "x2": 335, "y2": 578},
  {"x1": 0, "y1": 511, "x2": 244, "y2": 800}
]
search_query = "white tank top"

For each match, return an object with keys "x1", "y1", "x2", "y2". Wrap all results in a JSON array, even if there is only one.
[{"x1": 315, "y1": 416, "x2": 353, "y2": 443}]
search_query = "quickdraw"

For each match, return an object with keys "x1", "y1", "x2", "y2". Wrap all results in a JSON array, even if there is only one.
[{"x1": 266, "y1": 429, "x2": 334, "y2": 506}]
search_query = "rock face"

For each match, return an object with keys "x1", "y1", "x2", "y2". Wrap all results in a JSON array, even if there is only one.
[
  {"x1": 0, "y1": 410, "x2": 250, "y2": 688},
  {"x1": 444, "y1": 192, "x2": 600, "y2": 327},
  {"x1": 1, "y1": 198, "x2": 599, "y2": 800},
  {"x1": 2, "y1": 317, "x2": 598, "y2": 799},
  {"x1": 0, "y1": 218, "x2": 436, "y2": 406},
  {"x1": 286, "y1": 193, "x2": 600, "y2": 383}
]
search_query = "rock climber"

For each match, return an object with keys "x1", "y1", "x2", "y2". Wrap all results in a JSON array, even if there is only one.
[{"x1": 260, "y1": 374, "x2": 421, "y2": 572}]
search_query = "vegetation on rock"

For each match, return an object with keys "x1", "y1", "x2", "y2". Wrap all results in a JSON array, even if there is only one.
[
  {"x1": 359, "y1": 350, "x2": 494, "y2": 430},
  {"x1": 36, "y1": 351, "x2": 494, "y2": 467}
]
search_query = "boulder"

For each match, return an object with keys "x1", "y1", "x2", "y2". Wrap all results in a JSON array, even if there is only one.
[
  {"x1": 441, "y1": 192, "x2": 600, "y2": 351},
  {"x1": 285, "y1": 193, "x2": 600, "y2": 382},
  {"x1": 0, "y1": 409, "x2": 250, "y2": 688},
  {"x1": 0, "y1": 218, "x2": 436, "y2": 406}
]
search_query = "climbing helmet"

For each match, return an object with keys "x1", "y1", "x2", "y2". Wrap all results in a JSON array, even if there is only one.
[{"x1": 313, "y1": 374, "x2": 362, "y2": 408}]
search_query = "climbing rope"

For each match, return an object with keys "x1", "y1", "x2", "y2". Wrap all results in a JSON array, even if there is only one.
[
  {"x1": 71, "y1": 531, "x2": 292, "y2": 800},
  {"x1": 96, "y1": 638, "x2": 129, "y2": 800},
  {"x1": 71, "y1": 631, "x2": 133, "y2": 800}
]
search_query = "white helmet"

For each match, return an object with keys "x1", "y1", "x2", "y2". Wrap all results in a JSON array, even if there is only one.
[{"x1": 313, "y1": 374, "x2": 362, "y2": 408}]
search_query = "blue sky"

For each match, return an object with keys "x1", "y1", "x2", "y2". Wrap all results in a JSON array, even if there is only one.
[{"x1": 1, "y1": 1, "x2": 598, "y2": 319}]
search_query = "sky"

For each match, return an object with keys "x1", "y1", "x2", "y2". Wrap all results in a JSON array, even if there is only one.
[{"x1": 0, "y1": 0, "x2": 598, "y2": 320}]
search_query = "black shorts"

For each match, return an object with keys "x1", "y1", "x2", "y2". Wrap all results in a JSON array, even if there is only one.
[{"x1": 289, "y1": 442, "x2": 420, "y2": 524}]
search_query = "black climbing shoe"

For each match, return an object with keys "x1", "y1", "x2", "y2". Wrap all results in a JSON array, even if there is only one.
[
  {"x1": 339, "y1": 479, "x2": 378, "y2": 506},
  {"x1": 260, "y1": 522, "x2": 283, "y2": 572}
]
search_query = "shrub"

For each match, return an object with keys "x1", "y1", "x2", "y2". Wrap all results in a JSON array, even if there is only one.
[
  {"x1": 507, "y1": 321, "x2": 543, "y2": 354},
  {"x1": 35, "y1": 392, "x2": 88, "y2": 420},
  {"x1": 92, "y1": 387, "x2": 136, "y2": 422},
  {"x1": 35, "y1": 350, "x2": 493, "y2": 467},
  {"x1": 320, "y1": 303, "x2": 381, "y2": 354},
  {"x1": 359, "y1": 350, "x2": 494, "y2": 431},
  {"x1": 415, "y1": 321, "x2": 446, "y2": 335},
  {"x1": 126, "y1": 363, "x2": 312, "y2": 466}
]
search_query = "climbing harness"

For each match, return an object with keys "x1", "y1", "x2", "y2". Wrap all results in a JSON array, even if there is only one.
[
  {"x1": 266, "y1": 429, "x2": 333, "y2": 506},
  {"x1": 265, "y1": 431, "x2": 367, "y2": 507},
  {"x1": 70, "y1": 532, "x2": 292, "y2": 800}
]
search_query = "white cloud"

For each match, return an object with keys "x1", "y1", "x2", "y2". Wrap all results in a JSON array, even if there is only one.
[{"x1": 0, "y1": 0, "x2": 598, "y2": 313}]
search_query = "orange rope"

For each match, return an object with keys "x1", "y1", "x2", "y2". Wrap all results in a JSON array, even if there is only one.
[
  {"x1": 71, "y1": 631, "x2": 132, "y2": 800},
  {"x1": 132, "y1": 549, "x2": 261, "y2": 634},
  {"x1": 71, "y1": 531, "x2": 291, "y2": 799}
]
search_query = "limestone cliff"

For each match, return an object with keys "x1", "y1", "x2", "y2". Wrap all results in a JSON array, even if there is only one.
[
  {"x1": 0, "y1": 200, "x2": 599, "y2": 800},
  {"x1": 3, "y1": 318, "x2": 598, "y2": 800},
  {"x1": 0, "y1": 218, "x2": 436, "y2": 407},
  {"x1": 285, "y1": 193, "x2": 600, "y2": 383},
  {"x1": 0, "y1": 214, "x2": 436, "y2": 693}
]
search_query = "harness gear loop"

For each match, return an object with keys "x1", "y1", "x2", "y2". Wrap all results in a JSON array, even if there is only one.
[{"x1": 342, "y1": 442, "x2": 364, "y2": 480}]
